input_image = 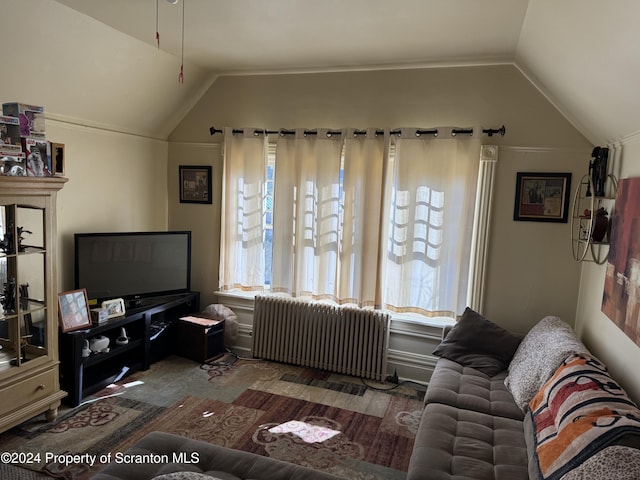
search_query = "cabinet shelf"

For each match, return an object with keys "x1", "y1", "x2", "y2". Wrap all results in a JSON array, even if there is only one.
[
  {"x1": 59, "y1": 291, "x2": 199, "y2": 406},
  {"x1": 82, "y1": 338, "x2": 144, "y2": 368},
  {"x1": 570, "y1": 174, "x2": 617, "y2": 264}
]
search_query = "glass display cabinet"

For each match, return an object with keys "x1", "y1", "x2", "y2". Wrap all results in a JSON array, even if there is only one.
[{"x1": 0, "y1": 176, "x2": 67, "y2": 433}]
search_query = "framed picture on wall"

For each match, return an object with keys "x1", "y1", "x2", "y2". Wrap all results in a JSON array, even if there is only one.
[
  {"x1": 179, "y1": 165, "x2": 212, "y2": 204},
  {"x1": 602, "y1": 177, "x2": 640, "y2": 345},
  {"x1": 513, "y1": 172, "x2": 572, "y2": 223}
]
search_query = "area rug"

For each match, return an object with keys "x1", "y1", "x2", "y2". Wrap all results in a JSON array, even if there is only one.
[{"x1": 0, "y1": 355, "x2": 425, "y2": 480}]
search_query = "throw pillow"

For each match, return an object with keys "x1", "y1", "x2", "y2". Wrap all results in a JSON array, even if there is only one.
[
  {"x1": 432, "y1": 307, "x2": 521, "y2": 376},
  {"x1": 529, "y1": 352, "x2": 640, "y2": 480},
  {"x1": 504, "y1": 315, "x2": 588, "y2": 412}
]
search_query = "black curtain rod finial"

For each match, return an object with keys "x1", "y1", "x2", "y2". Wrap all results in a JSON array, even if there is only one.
[{"x1": 484, "y1": 125, "x2": 506, "y2": 137}]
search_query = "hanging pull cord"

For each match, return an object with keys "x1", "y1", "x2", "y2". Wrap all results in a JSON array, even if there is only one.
[
  {"x1": 155, "y1": 0, "x2": 160, "y2": 48},
  {"x1": 178, "y1": 0, "x2": 185, "y2": 84}
]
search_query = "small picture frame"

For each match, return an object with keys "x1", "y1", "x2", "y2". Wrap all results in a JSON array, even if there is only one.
[
  {"x1": 179, "y1": 165, "x2": 212, "y2": 204},
  {"x1": 102, "y1": 298, "x2": 126, "y2": 319},
  {"x1": 514, "y1": 172, "x2": 572, "y2": 223},
  {"x1": 58, "y1": 289, "x2": 92, "y2": 333}
]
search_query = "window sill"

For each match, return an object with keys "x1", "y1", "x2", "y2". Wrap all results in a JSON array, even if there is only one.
[
  {"x1": 214, "y1": 290, "x2": 456, "y2": 328},
  {"x1": 390, "y1": 312, "x2": 455, "y2": 328}
]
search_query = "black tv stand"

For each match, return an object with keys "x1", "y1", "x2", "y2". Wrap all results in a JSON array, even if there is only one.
[
  {"x1": 127, "y1": 298, "x2": 144, "y2": 309},
  {"x1": 59, "y1": 291, "x2": 199, "y2": 407}
]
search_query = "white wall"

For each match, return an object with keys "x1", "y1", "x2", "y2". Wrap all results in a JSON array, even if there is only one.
[
  {"x1": 575, "y1": 137, "x2": 640, "y2": 402},
  {"x1": 48, "y1": 119, "x2": 170, "y2": 292},
  {"x1": 1, "y1": 0, "x2": 214, "y2": 293},
  {"x1": 169, "y1": 64, "x2": 593, "y2": 381},
  {"x1": 484, "y1": 146, "x2": 589, "y2": 335},
  {"x1": 167, "y1": 142, "x2": 223, "y2": 308},
  {"x1": 2, "y1": 0, "x2": 213, "y2": 139}
]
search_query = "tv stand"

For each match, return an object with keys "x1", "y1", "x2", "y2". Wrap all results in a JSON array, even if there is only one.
[
  {"x1": 59, "y1": 291, "x2": 199, "y2": 406},
  {"x1": 127, "y1": 298, "x2": 143, "y2": 309}
]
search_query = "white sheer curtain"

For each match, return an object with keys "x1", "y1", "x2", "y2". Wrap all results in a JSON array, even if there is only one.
[
  {"x1": 381, "y1": 128, "x2": 482, "y2": 317},
  {"x1": 270, "y1": 129, "x2": 344, "y2": 299},
  {"x1": 219, "y1": 128, "x2": 267, "y2": 292},
  {"x1": 218, "y1": 125, "x2": 491, "y2": 319},
  {"x1": 339, "y1": 129, "x2": 387, "y2": 306}
]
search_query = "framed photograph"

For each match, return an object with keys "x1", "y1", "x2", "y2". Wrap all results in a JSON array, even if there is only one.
[
  {"x1": 58, "y1": 289, "x2": 92, "y2": 333},
  {"x1": 102, "y1": 298, "x2": 126, "y2": 319},
  {"x1": 179, "y1": 165, "x2": 212, "y2": 204},
  {"x1": 514, "y1": 172, "x2": 572, "y2": 223}
]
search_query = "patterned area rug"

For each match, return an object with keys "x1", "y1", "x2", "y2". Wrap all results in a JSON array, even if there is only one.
[{"x1": 0, "y1": 355, "x2": 425, "y2": 480}]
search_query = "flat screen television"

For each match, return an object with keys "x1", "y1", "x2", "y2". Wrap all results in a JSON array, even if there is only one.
[{"x1": 74, "y1": 231, "x2": 192, "y2": 307}]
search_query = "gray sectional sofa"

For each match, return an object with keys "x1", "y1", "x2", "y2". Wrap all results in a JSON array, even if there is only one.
[
  {"x1": 92, "y1": 431, "x2": 342, "y2": 480},
  {"x1": 93, "y1": 309, "x2": 640, "y2": 480},
  {"x1": 407, "y1": 309, "x2": 640, "y2": 480}
]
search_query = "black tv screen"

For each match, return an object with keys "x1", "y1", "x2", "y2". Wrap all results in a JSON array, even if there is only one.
[{"x1": 74, "y1": 231, "x2": 191, "y2": 305}]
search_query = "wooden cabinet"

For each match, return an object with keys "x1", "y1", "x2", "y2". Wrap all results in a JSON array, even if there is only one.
[
  {"x1": 0, "y1": 176, "x2": 67, "y2": 432},
  {"x1": 177, "y1": 314, "x2": 225, "y2": 363}
]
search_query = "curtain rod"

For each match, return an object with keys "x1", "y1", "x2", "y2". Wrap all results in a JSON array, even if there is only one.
[{"x1": 209, "y1": 125, "x2": 506, "y2": 138}]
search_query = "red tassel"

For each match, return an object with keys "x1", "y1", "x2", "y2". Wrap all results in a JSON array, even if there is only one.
[{"x1": 178, "y1": 64, "x2": 184, "y2": 84}]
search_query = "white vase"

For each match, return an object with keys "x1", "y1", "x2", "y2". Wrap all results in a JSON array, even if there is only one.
[{"x1": 89, "y1": 335, "x2": 110, "y2": 353}]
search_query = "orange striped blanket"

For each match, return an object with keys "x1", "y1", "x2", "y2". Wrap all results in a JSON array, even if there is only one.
[{"x1": 529, "y1": 352, "x2": 640, "y2": 480}]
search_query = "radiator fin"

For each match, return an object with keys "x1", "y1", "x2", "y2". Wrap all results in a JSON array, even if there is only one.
[{"x1": 252, "y1": 296, "x2": 390, "y2": 381}]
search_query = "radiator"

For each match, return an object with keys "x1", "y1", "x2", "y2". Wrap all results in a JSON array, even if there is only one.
[{"x1": 252, "y1": 296, "x2": 390, "y2": 381}]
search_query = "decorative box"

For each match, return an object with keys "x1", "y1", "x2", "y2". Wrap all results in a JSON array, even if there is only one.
[
  {"x1": 22, "y1": 137, "x2": 51, "y2": 176},
  {"x1": 0, "y1": 116, "x2": 22, "y2": 156},
  {"x1": 2, "y1": 102, "x2": 46, "y2": 139},
  {"x1": 90, "y1": 308, "x2": 109, "y2": 325},
  {"x1": 0, "y1": 153, "x2": 27, "y2": 176}
]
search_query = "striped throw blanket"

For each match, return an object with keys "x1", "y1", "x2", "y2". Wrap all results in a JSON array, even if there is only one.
[{"x1": 530, "y1": 352, "x2": 640, "y2": 480}]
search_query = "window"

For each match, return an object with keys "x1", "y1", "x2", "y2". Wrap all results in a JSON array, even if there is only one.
[{"x1": 220, "y1": 129, "x2": 494, "y2": 320}]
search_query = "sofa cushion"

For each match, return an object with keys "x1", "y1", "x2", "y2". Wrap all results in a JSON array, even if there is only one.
[
  {"x1": 504, "y1": 316, "x2": 588, "y2": 412},
  {"x1": 425, "y1": 358, "x2": 524, "y2": 421},
  {"x1": 433, "y1": 307, "x2": 521, "y2": 376},
  {"x1": 407, "y1": 402, "x2": 528, "y2": 480}
]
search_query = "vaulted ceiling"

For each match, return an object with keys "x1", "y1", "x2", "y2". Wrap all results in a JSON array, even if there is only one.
[{"x1": 11, "y1": 1, "x2": 640, "y2": 145}]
